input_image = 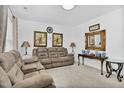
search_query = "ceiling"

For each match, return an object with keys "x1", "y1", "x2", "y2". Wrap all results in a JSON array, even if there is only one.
[{"x1": 10, "y1": 5, "x2": 123, "y2": 26}]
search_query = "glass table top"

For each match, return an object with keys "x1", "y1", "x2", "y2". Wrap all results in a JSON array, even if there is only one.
[{"x1": 105, "y1": 58, "x2": 124, "y2": 64}]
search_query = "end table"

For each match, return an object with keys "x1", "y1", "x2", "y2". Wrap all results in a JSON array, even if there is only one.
[{"x1": 105, "y1": 59, "x2": 124, "y2": 82}]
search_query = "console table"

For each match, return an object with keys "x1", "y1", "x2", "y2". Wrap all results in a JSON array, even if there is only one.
[
  {"x1": 105, "y1": 59, "x2": 124, "y2": 82},
  {"x1": 78, "y1": 54, "x2": 108, "y2": 75}
]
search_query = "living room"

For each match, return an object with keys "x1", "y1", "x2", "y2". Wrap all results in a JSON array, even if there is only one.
[{"x1": 0, "y1": 0, "x2": 124, "y2": 90}]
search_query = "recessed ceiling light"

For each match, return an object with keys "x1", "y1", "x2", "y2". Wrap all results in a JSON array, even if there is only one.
[{"x1": 62, "y1": 5, "x2": 75, "y2": 11}]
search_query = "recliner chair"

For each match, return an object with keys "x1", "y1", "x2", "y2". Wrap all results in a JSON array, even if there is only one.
[
  {"x1": 0, "y1": 51, "x2": 55, "y2": 88},
  {"x1": 9, "y1": 50, "x2": 45, "y2": 74}
]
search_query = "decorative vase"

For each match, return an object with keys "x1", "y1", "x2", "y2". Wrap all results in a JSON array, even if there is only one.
[{"x1": 101, "y1": 52, "x2": 106, "y2": 58}]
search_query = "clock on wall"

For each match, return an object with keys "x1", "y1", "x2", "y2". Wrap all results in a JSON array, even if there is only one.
[{"x1": 46, "y1": 26, "x2": 53, "y2": 33}]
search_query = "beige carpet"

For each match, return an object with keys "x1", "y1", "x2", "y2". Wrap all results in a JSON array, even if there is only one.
[{"x1": 47, "y1": 63, "x2": 124, "y2": 88}]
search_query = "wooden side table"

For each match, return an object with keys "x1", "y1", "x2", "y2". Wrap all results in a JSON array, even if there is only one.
[{"x1": 78, "y1": 54, "x2": 108, "y2": 75}]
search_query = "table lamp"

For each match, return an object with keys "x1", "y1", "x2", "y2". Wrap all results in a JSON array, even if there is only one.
[
  {"x1": 21, "y1": 41, "x2": 30, "y2": 55},
  {"x1": 70, "y1": 42, "x2": 76, "y2": 53}
]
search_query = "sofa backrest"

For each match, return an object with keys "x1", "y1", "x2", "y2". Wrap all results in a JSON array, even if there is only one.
[
  {"x1": 37, "y1": 48, "x2": 48, "y2": 59},
  {"x1": 57, "y1": 47, "x2": 68, "y2": 57},
  {"x1": 0, "y1": 52, "x2": 16, "y2": 72},
  {"x1": 9, "y1": 50, "x2": 23, "y2": 68},
  {"x1": 33, "y1": 47, "x2": 68, "y2": 59},
  {"x1": 33, "y1": 48, "x2": 37, "y2": 56},
  {"x1": 48, "y1": 47, "x2": 58, "y2": 58},
  {"x1": 0, "y1": 52, "x2": 24, "y2": 86},
  {"x1": 33, "y1": 47, "x2": 68, "y2": 58}
]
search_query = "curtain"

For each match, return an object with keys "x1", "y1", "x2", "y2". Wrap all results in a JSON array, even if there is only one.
[
  {"x1": 13, "y1": 17, "x2": 18, "y2": 50},
  {"x1": 0, "y1": 5, "x2": 8, "y2": 53}
]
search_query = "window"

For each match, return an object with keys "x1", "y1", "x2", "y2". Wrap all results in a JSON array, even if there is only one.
[{"x1": 5, "y1": 8, "x2": 13, "y2": 52}]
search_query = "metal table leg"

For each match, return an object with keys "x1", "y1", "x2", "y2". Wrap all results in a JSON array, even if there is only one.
[
  {"x1": 78, "y1": 56, "x2": 80, "y2": 65},
  {"x1": 82, "y1": 57, "x2": 84, "y2": 65},
  {"x1": 106, "y1": 62, "x2": 112, "y2": 78},
  {"x1": 117, "y1": 63, "x2": 123, "y2": 82},
  {"x1": 101, "y1": 60, "x2": 104, "y2": 75}
]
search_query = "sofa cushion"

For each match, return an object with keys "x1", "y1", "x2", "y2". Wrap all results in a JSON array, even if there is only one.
[
  {"x1": 22, "y1": 63, "x2": 37, "y2": 72},
  {"x1": 23, "y1": 56, "x2": 38, "y2": 64},
  {"x1": 22, "y1": 62, "x2": 45, "y2": 74},
  {"x1": 51, "y1": 57, "x2": 72, "y2": 63},
  {"x1": 0, "y1": 66, "x2": 12, "y2": 88},
  {"x1": 52, "y1": 62, "x2": 63, "y2": 67},
  {"x1": 24, "y1": 71, "x2": 39, "y2": 79},
  {"x1": 40, "y1": 58, "x2": 51, "y2": 65},
  {"x1": 9, "y1": 50, "x2": 23, "y2": 68},
  {"x1": 57, "y1": 47, "x2": 65, "y2": 52},
  {"x1": 36, "y1": 62, "x2": 45, "y2": 70},
  {"x1": 58, "y1": 52, "x2": 66, "y2": 57},
  {"x1": 48, "y1": 48, "x2": 58, "y2": 58},
  {"x1": 37, "y1": 48, "x2": 47, "y2": 52},
  {"x1": 43, "y1": 64, "x2": 52, "y2": 69},
  {"x1": 49, "y1": 52, "x2": 58, "y2": 58},
  {"x1": 37, "y1": 52, "x2": 48, "y2": 59},
  {"x1": 48, "y1": 47, "x2": 57, "y2": 52},
  {"x1": 37, "y1": 48, "x2": 48, "y2": 59},
  {"x1": 51, "y1": 58, "x2": 61, "y2": 63},
  {"x1": 57, "y1": 47, "x2": 68, "y2": 55},
  {"x1": 59, "y1": 56, "x2": 74, "y2": 62},
  {"x1": 0, "y1": 52, "x2": 16, "y2": 72},
  {"x1": 7, "y1": 64, "x2": 24, "y2": 85},
  {"x1": 9, "y1": 50, "x2": 22, "y2": 60}
]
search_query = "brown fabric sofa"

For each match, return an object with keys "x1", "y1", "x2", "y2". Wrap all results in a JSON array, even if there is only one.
[
  {"x1": 33, "y1": 47, "x2": 74, "y2": 69},
  {"x1": 0, "y1": 51, "x2": 55, "y2": 88}
]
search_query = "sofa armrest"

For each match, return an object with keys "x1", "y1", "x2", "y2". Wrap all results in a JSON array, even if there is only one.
[
  {"x1": 22, "y1": 62, "x2": 45, "y2": 74},
  {"x1": 23, "y1": 56, "x2": 38, "y2": 64},
  {"x1": 13, "y1": 73, "x2": 53, "y2": 88},
  {"x1": 32, "y1": 48, "x2": 37, "y2": 56},
  {"x1": 21, "y1": 64, "x2": 37, "y2": 74},
  {"x1": 67, "y1": 54, "x2": 74, "y2": 57}
]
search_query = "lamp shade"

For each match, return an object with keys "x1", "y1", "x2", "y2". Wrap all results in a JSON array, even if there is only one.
[
  {"x1": 70, "y1": 42, "x2": 76, "y2": 48},
  {"x1": 21, "y1": 41, "x2": 30, "y2": 48}
]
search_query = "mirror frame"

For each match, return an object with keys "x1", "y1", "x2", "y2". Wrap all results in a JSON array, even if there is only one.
[{"x1": 85, "y1": 30, "x2": 106, "y2": 51}]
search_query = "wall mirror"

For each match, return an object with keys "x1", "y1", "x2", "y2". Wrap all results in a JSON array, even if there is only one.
[{"x1": 85, "y1": 30, "x2": 106, "y2": 51}]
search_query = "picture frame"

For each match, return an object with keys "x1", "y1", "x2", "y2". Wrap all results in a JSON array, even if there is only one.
[
  {"x1": 34, "y1": 31, "x2": 47, "y2": 47},
  {"x1": 89, "y1": 24, "x2": 100, "y2": 31},
  {"x1": 52, "y1": 33, "x2": 63, "y2": 47}
]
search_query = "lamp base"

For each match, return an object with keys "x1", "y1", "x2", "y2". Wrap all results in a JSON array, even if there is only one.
[
  {"x1": 25, "y1": 48, "x2": 28, "y2": 55},
  {"x1": 71, "y1": 47, "x2": 75, "y2": 54}
]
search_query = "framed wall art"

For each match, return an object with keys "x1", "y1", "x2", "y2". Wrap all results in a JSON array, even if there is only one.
[
  {"x1": 89, "y1": 24, "x2": 100, "y2": 31},
  {"x1": 34, "y1": 31, "x2": 47, "y2": 47},
  {"x1": 52, "y1": 33, "x2": 63, "y2": 47}
]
